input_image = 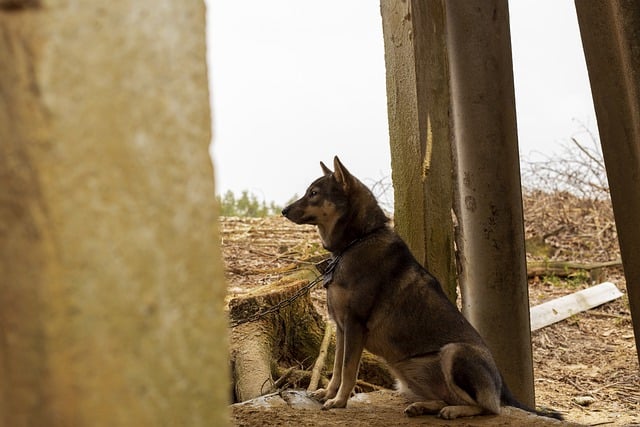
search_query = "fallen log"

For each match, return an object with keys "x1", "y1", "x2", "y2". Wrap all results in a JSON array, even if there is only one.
[{"x1": 526, "y1": 259, "x2": 622, "y2": 281}]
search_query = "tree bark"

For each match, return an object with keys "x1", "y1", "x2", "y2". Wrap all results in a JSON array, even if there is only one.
[
  {"x1": 380, "y1": 0, "x2": 457, "y2": 303},
  {"x1": 231, "y1": 321, "x2": 275, "y2": 402},
  {"x1": 228, "y1": 277, "x2": 394, "y2": 403}
]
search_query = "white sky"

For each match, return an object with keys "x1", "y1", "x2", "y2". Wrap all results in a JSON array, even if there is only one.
[{"x1": 206, "y1": 0, "x2": 597, "y2": 207}]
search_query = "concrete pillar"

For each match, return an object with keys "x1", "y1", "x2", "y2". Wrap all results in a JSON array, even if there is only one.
[
  {"x1": 575, "y1": 0, "x2": 640, "y2": 366},
  {"x1": 0, "y1": 2, "x2": 228, "y2": 426},
  {"x1": 380, "y1": 0, "x2": 457, "y2": 301},
  {"x1": 445, "y1": 0, "x2": 535, "y2": 406}
]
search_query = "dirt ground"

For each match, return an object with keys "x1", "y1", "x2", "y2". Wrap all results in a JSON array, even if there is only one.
[
  {"x1": 222, "y1": 192, "x2": 639, "y2": 426},
  {"x1": 231, "y1": 390, "x2": 576, "y2": 426}
]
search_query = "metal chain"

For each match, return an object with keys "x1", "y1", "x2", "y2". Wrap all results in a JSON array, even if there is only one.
[
  {"x1": 228, "y1": 227, "x2": 383, "y2": 328},
  {"x1": 229, "y1": 272, "x2": 325, "y2": 328}
]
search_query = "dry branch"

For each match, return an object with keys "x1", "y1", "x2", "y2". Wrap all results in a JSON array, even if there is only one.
[
  {"x1": 308, "y1": 322, "x2": 333, "y2": 392},
  {"x1": 527, "y1": 259, "x2": 622, "y2": 278}
]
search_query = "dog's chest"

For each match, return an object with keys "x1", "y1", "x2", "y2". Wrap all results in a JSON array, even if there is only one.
[
  {"x1": 325, "y1": 284, "x2": 350, "y2": 326},
  {"x1": 325, "y1": 278, "x2": 379, "y2": 330},
  {"x1": 323, "y1": 249, "x2": 385, "y2": 326}
]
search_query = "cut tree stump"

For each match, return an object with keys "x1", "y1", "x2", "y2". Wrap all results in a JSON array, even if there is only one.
[{"x1": 228, "y1": 271, "x2": 394, "y2": 403}]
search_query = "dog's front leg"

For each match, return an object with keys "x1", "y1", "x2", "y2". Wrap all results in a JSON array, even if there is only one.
[
  {"x1": 311, "y1": 322, "x2": 343, "y2": 401},
  {"x1": 322, "y1": 319, "x2": 365, "y2": 410}
]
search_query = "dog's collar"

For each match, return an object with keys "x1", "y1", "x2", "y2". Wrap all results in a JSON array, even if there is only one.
[
  {"x1": 315, "y1": 226, "x2": 386, "y2": 288},
  {"x1": 316, "y1": 255, "x2": 341, "y2": 288}
]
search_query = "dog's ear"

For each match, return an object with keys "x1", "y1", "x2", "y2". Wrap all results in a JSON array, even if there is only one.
[
  {"x1": 320, "y1": 161, "x2": 333, "y2": 176},
  {"x1": 333, "y1": 156, "x2": 352, "y2": 192}
]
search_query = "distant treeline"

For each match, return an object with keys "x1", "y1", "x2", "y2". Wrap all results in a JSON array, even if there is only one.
[{"x1": 216, "y1": 190, "x2": 289, "y2": 218}]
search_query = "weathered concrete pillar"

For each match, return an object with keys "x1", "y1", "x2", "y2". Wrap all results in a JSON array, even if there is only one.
[
  {"x1": 445, "y1": 0, "x2": 535, "y2": 406},
  {"x1": 575, "y1": 0, "x2": 640, "y2": 366},
  {"x1": 0, "y1": 2, "x2": 228, "y2": 426},
  {"x1": 380, "y1": 0, "x2": 457, "y2": 301}
]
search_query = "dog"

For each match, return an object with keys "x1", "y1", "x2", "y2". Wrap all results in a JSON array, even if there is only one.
[{"x1": 282, "y1": 156, "x2": 562, "y2": 420}]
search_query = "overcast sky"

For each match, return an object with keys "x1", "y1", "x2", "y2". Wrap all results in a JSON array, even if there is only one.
[{"x1": 206, "y1": 0, "x2": 597, "y2": 206}]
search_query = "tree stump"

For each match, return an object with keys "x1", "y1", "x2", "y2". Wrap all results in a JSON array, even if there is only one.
[{"x1": 228, "y1": 272, "x2": 394, "y2": 403}]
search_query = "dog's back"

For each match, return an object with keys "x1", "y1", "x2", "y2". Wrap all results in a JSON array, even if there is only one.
[{"x1": 333, "y1": 228, "x2": 485, "y2": 361}]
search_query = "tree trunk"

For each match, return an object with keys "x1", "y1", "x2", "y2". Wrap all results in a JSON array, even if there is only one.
[
  {"x1": 228, "y1": 276, "x2": 394, "y2": 403},
  {"x1": 380, "y1": 0, "x2": 457, "y2": 303}
]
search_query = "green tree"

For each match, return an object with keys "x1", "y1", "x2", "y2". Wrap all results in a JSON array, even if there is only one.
[
  {"x1": 216, "y1": 190, "x2": 284, "y2": 217},
  {"x1": 219, "y1": 190, "x2": 237, "y2": 216}
]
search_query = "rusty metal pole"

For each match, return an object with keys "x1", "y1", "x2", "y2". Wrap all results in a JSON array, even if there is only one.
[
  {"x1": 575, "y1": 0, "x2": 640, "y2": 366},
  {"x1": 445, "y1": 0, "x2": 535, "y2": 406}
]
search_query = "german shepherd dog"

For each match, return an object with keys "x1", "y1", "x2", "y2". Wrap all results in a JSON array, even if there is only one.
[{"x1": 282, "y1": 157, "x2": 562, "y2": 420}]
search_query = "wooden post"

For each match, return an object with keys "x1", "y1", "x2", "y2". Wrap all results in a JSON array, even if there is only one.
[
  {"x1": 380, "y1": 0, "x2": 457, "y2": 301},
  {"x1": 445, "y1": 0, "x2": 535, "y2": 406},
  {"x1": 575, "y1": 0, "x2": 640, "y2": 365},
  {"x1": 0, "y1": 2, "x2": 228, "y2": 426}
]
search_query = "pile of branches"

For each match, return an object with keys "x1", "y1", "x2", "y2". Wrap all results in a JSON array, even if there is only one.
[
  {"x1": 521, "y1": 123, "x2": 608, "y2": 200},
  {"x1": 521, "y1": 124, "x2": 620, "y2": 266},
  {"x1": 522, "y1": 190, "x2": 619, "y2": 264}
]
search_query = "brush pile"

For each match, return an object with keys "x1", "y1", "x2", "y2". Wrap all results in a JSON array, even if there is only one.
[{"x1": 522, "y1": 190, "x2": 619, "y2": 264}]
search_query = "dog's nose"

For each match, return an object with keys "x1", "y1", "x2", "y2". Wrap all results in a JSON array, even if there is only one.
[{"x1": 282, "y1": 205, "x2": 290, "y2": 217}]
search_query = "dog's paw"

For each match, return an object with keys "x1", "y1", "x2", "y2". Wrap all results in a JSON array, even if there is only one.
[
  {"x1": 321, "y1": 396, "x2": 348, "y2": 410},
  {"x1": 310, "y1": 388, "x2": 334, "y2": 402},
  {"x1": 438, "y1": 405, "x2": 484, "y2": 420},
  {"x1": 404, "y1": 401, "x2": 446, "y2": 417},
  {"x1": 404, "y1": 403, "x2": 425, "y2": 417},
  {"x1": 310, "y1": 388, "x2": 326, "y2": 401},
  {"x1": 438, "y1": 406, "x2": 460, "y2": 420}
]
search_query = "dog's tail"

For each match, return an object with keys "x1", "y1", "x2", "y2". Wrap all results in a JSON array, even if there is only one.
[{"x1": 501, "y1": 383, "x2": 564, "y2": 421}]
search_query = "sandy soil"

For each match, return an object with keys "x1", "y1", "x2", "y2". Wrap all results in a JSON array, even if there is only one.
[{"x1": 232, "y1": 390, "x2": 577, "y2": 426}]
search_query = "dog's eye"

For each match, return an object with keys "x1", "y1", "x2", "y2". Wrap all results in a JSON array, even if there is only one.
[{"x1": 309, "y1": 190, "x2": 318, "y2": 197}]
